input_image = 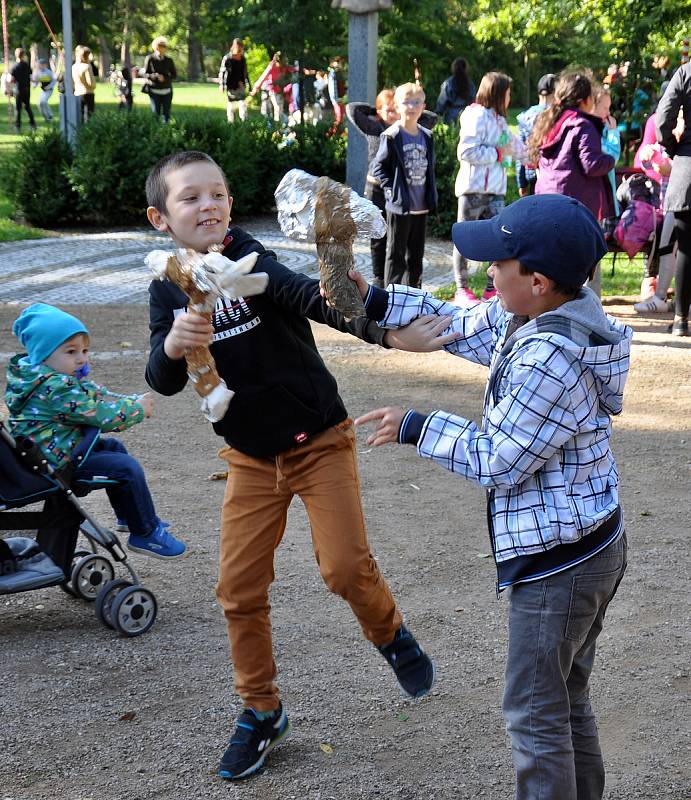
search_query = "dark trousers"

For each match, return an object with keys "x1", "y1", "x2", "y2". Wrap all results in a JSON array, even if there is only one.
[
  {"x1": 384, "y1": 211, "x2": 427, "y2": 287},
  {"x1": 15, "y1": 90, "x2": 35, "y2": 129},
  {"x1": 80, "y1": 93, "x2": 95, "y2": 122},
  {"x1": 72, "y1": 438, "x2": 158, "y2": 536},
  {"x1": 364, "y1": 182, "x2": 386, "y2": 283},
  {"x1": 150, "y1": 91, "x2": 173, "y2": 122},
  {"x1": 674, "y1": 210, "x2": 691, "y2": 318}
]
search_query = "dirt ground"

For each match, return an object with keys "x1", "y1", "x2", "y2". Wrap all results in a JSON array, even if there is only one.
[{"x1": 1, "y1": 301, "x2": 689, "y2": 800}]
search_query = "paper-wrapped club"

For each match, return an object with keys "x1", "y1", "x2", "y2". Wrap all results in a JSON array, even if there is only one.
[
  {"x1": 274, "y1": 169, "x2": 385, "y2": 319},
  {"x1": 145, "y1": 247, "x2": 268, "y2": 422}
]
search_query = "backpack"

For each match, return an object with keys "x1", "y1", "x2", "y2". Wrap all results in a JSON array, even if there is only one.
[{"x1": 614, "y1": 199, "x2": 662, "y2": 258}]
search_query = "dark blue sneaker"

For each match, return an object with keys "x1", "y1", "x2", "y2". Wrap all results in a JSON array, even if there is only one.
[
  {"x1": 127, "y1": 520, "x2": 186, "y2": 560},
  {"x1": 219, "y1": 704, "x2": 291, "y2": 780},
  {"x1": 378, "y1": 624, "x2": 435, "y2": 698}
]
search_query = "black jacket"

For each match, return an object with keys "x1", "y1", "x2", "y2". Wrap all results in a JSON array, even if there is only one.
[
  {"x1": 346, "y1": 102, "x2": 438, "y2": 170},
  {"x1": 219, "y1": 54, "x2": 249, "y2": 93},
  {"x1": 656, "y1": 63, "x2": 691, "y2": 158},
  {"x1": 146, "y1": 228, "x2": 387, "y2": 457},
  {"x1": 370, "y1": 122, "x2": 438, "y2": 215},
  {"x1": 144, "y1": 54, "x2": 177, "y2": 91}
]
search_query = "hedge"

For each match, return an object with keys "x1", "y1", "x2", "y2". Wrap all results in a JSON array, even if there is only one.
[{"x1": 7, "y1": 109, "x2": 511, "y2": 236}]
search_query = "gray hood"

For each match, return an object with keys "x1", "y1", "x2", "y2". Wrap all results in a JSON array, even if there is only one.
[{"x1": 503, "y1": 287, "x2": 632, "y2": 416}]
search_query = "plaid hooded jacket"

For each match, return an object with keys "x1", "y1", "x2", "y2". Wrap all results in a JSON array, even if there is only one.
[{"x1": 365, "y1": 284, "x2": 632, "y2": 589}]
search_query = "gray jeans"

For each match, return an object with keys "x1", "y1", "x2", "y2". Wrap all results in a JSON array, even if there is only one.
[
  {"x1": 453, "y1": 193, "x2": 504, "y2": 289},
  {"x1": 502, "y1": 533, "x2": 627, "y2": 800}
]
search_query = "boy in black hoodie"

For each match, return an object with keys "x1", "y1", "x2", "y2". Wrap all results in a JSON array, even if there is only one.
[{"x1": 144, "y1": 151, "x2": 435, "y2": 781}]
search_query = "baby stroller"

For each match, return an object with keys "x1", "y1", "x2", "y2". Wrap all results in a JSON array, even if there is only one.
[{"x1": 0, "y1": 421, "x2": 158, "y2": 637}]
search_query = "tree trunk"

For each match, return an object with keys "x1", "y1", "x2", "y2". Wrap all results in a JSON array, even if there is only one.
[
  {"x1": 120, "y1": 2, "x2": 132, "y2": 68},
  {"x1": 187, "y1": 0, "x2": 203, "y2": 81},
  {"x1": 98, "y1": 34, "x2": 111, "y2": 81}
]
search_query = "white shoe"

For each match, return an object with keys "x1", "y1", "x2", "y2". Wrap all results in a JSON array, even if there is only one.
[{"x1": 633, "y1": 295, "x2": 669, "y2": 314}]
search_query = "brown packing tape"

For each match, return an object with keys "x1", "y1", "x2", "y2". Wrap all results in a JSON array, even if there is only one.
[{"x1": 314, "y1": 176, "x2": 366, "y2": 320}]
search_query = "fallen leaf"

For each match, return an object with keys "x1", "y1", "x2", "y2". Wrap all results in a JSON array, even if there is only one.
[
  {"x1": 119, "y1": 711, "x2": 137, "y2": 722},
  {"x1": 208, "y1": 470, "x2": 228, "y2": 481},
  {"x1": 477, "y1": 553, "x2": 492, "y2": 559},
  {"x1": 640, "y1": 511, "x2": 652, "y2": 517},
  {"x1": 319, "y1": 743, "x2": 333, "y2": 754},
  {"x1": 397, "y1": 713, "x2": 409, "y2": 722},
  {"x1": 120, "y1": 341, "x2": 132, "y2": 348}
]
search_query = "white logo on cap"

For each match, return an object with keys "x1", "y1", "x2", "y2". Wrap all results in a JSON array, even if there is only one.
[{"x1": 501, "y1": 225, "x2": 512, "y2": 235}]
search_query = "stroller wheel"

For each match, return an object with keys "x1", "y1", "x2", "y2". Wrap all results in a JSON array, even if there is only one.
[
  {"x1": 111, "y1": 585, "x2": 158, "y2": 637},
  {"x1": 59, "y1": 549, "x2": 94, "y2": 598},
  {"x1": 70, "y1": 554, "x2": 115, "y2": 601},
  {"x1": 95, "y1": 578, "x2": 133, "y2": 629}
]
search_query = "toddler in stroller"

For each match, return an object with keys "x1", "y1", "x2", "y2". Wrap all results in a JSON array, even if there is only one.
[
  {"x1": 5, "y1": 303, "x2": 185, "y2": 560},
  {"x1": 1, "y1": 420, "x2": 157, "y2": 636},
  {"x1": 1, "y1": 304, "x2": 185, "y2": 635}
]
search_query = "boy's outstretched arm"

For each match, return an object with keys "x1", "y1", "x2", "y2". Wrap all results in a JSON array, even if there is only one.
[{"x1": 355, "y1": 406, "x2": 405, "y2": 447}]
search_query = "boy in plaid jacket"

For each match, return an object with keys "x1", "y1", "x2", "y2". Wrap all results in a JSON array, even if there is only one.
[{"x1": 355, "y1": 194, "x2": 632, "y2": 800}]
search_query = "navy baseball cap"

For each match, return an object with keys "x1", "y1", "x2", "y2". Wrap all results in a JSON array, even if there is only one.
[{"x1": 451, "y1": 194, "x2": 607, "y2": 286}]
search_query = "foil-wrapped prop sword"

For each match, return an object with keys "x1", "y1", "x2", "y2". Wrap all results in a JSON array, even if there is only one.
[
  {"x1": 146, "y1": 246, "x2": 269, "y2": 422},
  {"x1": 274, "y1": 169, "x2": 385, "y2": 320}
]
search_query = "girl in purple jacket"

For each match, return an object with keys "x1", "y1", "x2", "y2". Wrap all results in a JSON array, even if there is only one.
[{"x1": 531, "y1": 71, "x2": 615, "y2": 221}]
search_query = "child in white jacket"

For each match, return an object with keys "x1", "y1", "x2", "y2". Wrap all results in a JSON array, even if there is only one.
[{"x1": 453, "y1": 72, "x2": 525, "y2": 306}]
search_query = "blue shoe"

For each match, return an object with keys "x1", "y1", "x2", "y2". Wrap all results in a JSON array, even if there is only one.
[
  {"x1": 127, "y1": 521, "x2": 185, "y2": 560},
  {"x1": 219, "y1": 704, "x2": 291, "y2": 780},
  {"x1": 378, "y1": 624, "x2": 435, "y2": 698},
  {"x1": 116, "y1": 518, "x2": 170, "y2": 533}
]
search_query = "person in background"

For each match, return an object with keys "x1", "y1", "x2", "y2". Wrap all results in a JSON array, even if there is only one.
[
  {"x1": 347, "y1": 90, "x2": 437, "y2": 287},
  {"x1": 10, "y1": 48, "x2": 36, "y2": 133},
  {"x1": 327, "y1": 56, "x2": 347, "y2": 130},
  {"x1": 435, "y1": 57, "x2": 475, "y2": 125},
  {"x1": 453, "y1": 71, "x2": 525, "y2": 307},
  {"x1": 110, "y1": 64, "x2": 133, "y2": 112},
  {"x1": 72, "y1": 45, "x2": 96, "y2": 123},
  {"x1": 218, "y1": 39, "x2": 250, "y2": 123},
  {"x1": 144, "y1": 36, "x2": 177, "y2": 123},
  {"x1": 633, "y1": 81, "x2": 673, "y2": 304},
  {"x1": 531, "y1": 69, "x2": 615, "y2": 297},
  {"x1": 251, "y1": 52, "x2": 293, "y2": 124},
  {"x1": 371, "y1": 82, "x2": 438, "y2": 289},
  {"x1": 33, "y1": 57, "x2": 56, "y2": 122},
  {"x1": 656, "y1": 63, "x2": 691, "y2": 336},
  {"x1": 515, "y1": 73, "x2": 555, "y2": 197}
]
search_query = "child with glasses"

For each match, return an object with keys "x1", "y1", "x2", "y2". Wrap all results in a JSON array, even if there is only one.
[{"x1": 371, "y1": 83, "x2": 438, "y2": 288}]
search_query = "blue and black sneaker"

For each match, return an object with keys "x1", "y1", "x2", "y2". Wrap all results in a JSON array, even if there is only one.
[
  {"x1": 378, "y1": 624, "x2": 435, "y2": 698},
  {"x1": 218, "y1": 703, "x2": 291, "y2": 780},
  {"x1": 127, "y1": 520, "x2": 186, "y2": 560}
]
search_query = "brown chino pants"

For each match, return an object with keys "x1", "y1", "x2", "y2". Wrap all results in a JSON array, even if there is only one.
[{"x1": 216, "y1": 419, "x2": 402, "y2": 711}]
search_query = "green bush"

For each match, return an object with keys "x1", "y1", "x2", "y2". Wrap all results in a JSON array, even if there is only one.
[
  {"x1": 429, "y1": 122, "x2": 460, "y2": 238},
  {"x1": 12, "y1": 129, "x2": 80, "y2": 227},
  {"x1": 69, "y1": 110, "x2": 177, "y2": 223},
  {"x1": 7, "y1": 110, "x2": 463, "y2": 230}
]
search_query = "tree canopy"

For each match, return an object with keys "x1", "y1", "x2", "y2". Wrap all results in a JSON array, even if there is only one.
[{"x1": 4, "y1": 0, "x2": 689, "y2": 98}]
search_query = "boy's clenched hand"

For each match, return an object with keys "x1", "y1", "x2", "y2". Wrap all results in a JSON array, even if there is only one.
[
  {"x1": 354, "y1": 407, "x2": 406, "y2": 446},
  {"x1": 164, "y1": 312, "x2": 214, "y2": 360}
]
